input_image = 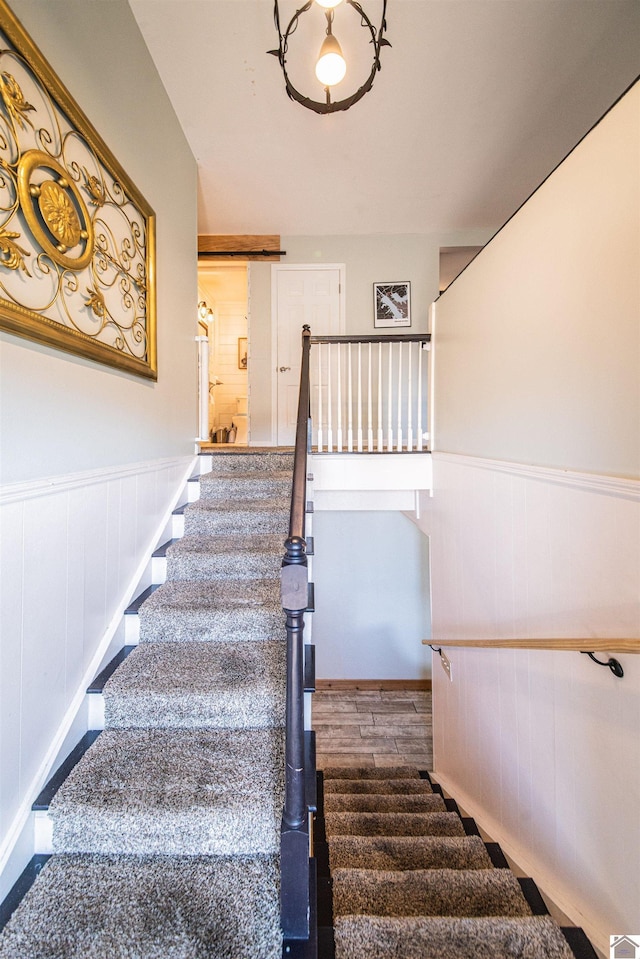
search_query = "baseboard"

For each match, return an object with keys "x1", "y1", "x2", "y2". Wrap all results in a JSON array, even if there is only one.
[{"x1": 315, "y1": 679, "x2": 431, "y2": 691}]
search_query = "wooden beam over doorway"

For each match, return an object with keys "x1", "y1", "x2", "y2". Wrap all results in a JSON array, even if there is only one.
[{"x1": 198, "y1": 235, "x2": 283, "y2": 261}]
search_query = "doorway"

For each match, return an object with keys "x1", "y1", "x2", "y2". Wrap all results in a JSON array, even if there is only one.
[
  {"x1": 197, "y1": 261, "x2": 249, "y2": 444},
  {"x1": 272, "y1": 264, "x2": 345, "y2": 446}
]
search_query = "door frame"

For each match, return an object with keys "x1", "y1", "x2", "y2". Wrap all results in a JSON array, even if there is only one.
[{"x1": 270, "y1": 263, "x2": 346, "y2": 445}]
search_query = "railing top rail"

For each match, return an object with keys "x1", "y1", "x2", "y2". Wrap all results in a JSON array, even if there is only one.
[{"x1": 310, "y1": 333, "x2": 431, "y2": 345}]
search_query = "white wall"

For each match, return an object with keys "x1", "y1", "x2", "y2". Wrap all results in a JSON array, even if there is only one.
[
  {"x1": 415, "y1": 81, "x2": 640, "y2": 954},
  {"x1": 0, "y1": 0, "x2": 198, "y2": 895},
  {"x1": 311, "y1": 510, "x2": 431, "y2": 680},
  {"x1": 248, "y1": 231, "x2": 490, "y2": 444},
  {"x1": 433, "y1": 85, "x2": 639, "y2": 479},
  {"x1": 0, "y1": 0, "x2": 198, "y2": 484},
  {"x1": 0, "y1": 456, "x2": 193, "y2": 899}
]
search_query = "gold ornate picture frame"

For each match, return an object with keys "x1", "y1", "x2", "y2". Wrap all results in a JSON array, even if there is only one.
[{"x1": 0, "y1": 1, "x2": 157, "y2": 379}]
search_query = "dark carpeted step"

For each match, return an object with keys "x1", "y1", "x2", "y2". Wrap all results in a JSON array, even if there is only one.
[
  {"x1": 324, "y1": 777, "x2": 433, "y2": 795},
  {"x1": 333, "y1": 915, "x2": 576, "y2": 959},
  {"x1": 323, "y1": 766, "x2": 420, "y2": 781},
  {"x1": 138, "y1": 579, "x2": 281, "y2": 643},
  {"x1": 166, "y1": 533, "x2": 283, "y2": 581},
  {"x1": 329, "y1": 835, "x2": 493, "y2": 871},
  {"x1": 205, "y1": 450, "x2": 294, "y2": 474},
  {"x1": 48, "y1": 727, "x2": 283, "y2": 856},
  {"x1": 199, "y1": 470, "x2": 292, "y2": 502},
  {"x1": 324, "y1": 793, "x2": 445, "y2": 814},
  {"x1": 103, "y1": 641, "x2": 285, "y2": 729},
  {"x1": 325, "y1": 811, "x2": 466, "y2": 838},
  {"x1": 184, "y1": 498, "x2": 289, "y2": 535},
  {"x1": 0, "y1": 853, "x2": 281, "y2": 959},
  {"x1": 332, "y1": 867, "x2": 532, "y2": 918}
]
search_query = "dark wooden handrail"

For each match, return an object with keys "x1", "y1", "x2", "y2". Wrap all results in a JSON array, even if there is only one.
[
  {"x1": 280, "y1": 325, "x2": 312, "y2": 940},
  {"x1": 310, "y1": 332, "x2": 431, "y2": 345}
]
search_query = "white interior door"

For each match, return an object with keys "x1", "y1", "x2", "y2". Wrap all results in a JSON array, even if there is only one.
[{"x1": 274, "y1": 265, "x2": 344, "y2": 446}]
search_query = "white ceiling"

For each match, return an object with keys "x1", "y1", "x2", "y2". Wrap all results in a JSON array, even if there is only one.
[{"x1": 129, "y1": 0, "x2": 640, "y2": 238}]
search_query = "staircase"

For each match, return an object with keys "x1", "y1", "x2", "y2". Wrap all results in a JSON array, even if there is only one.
[
  {"x1": 0, "y1": 449, "x2": 292, "y2": 959},
  {"x1": 321, "y1": 765, "x2": 596, "y2": 959}
]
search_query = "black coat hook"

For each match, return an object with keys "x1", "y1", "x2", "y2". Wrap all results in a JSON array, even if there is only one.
[{"x1": 581, "y1": 651, "x2": 624, "y2": 678}]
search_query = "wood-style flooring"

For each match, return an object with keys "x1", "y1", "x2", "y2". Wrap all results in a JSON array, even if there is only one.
[{"x1": 313, "y1": 688, "x2": 433, "y2": 770}]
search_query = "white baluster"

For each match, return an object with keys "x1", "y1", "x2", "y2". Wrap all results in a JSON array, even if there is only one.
[
  {"x1": 387, "y1": 341, "x2": 393, "y2": 451},
  {"x1": 397, "y1": 340, "x2": 403, "y2": 451},
  {"x1": 196, "y1": 335, "x2": 209, "y2": 441},
  {"x1": 347, "y1": 342, "x2": 353, "y2": 452},
  {"x1": 417, "y1": 340, "x2": 423, "y2": 451},
  {"x1": 367, "y1": 342, "x2": 373, "y2": 451},
  {"x1": 377, "y1": 342, "x2": 383, "y2": 451},
  {"x1": 407, "y1": 341, "x2": 413, "y2": 451},
  {"x1": 327, "y1": 342, "x2": 333, "y2": 452},
  {"x1": 337, "y1": 342, "x2": 343, "y2": 452},
  {"x1": 317, "y1": 342, "x2": 323, "y2": 452},
  {"x1": 357, "y1": 342, "x2": 363, "y2": 452}
]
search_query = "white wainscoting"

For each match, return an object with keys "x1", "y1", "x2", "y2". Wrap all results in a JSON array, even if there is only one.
[
  {"x1": 412, "y1": 452, "x2": 640, "y2": 956},
  {"x1": 0, "y1": 455, "x2": 194, "y2": 899}
]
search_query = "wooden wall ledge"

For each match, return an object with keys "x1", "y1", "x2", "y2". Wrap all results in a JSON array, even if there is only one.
[
  {"x1": 197, "y1": 235, "x2": 283, "y2": 261},
  {"x1": 423, "y1": 638, "x2": 640, "y2": 653}
]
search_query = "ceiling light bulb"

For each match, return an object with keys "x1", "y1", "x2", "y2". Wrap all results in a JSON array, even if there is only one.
[
  {"x1": 315, "y1": 0, "x2": 343, "y2": 8},
  {"x1": 316, "y1": 33, "x2": 346, "y2": 86}
]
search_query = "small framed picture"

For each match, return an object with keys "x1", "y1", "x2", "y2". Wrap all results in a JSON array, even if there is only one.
[
  {"x1": 373, "y1": 282, "x2": 411, "y2": 328},
  {"x1": 238, "y1": 337, "x2": 248, "y2": 370}
]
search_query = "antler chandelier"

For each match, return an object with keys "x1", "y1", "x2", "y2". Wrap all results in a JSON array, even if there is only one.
[{"x1": 268, "y1": 0, "x2": 390, "y2": 114}]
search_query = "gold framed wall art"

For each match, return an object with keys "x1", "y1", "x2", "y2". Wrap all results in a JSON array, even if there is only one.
[{"x1": 0, "y1": 1, "x2": 157, "y2": 379}]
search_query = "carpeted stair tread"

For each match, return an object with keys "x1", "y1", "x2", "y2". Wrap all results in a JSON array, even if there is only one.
[
  {"x1": 0, "y1": 853, "x2": 281, "y2": 959},
  {"x1": 332, "y1": 867, "x2": 532, "y2": 918},
  {"x1": 325, "y1": 811, "x2": 466, "y2": 838},
  {"x1": 205, "y1": 450, "x2": 294, "y2": 473},
  {"x1": 103, "y1": 641, "x2": 285, "y2": 729},
  {"x1": 324, "y1": 777, "x2": 433, "y2": 795},
  {"x1": 333, "y1": 915, "x2": 576, "y2": 959},
  {"x1": 138, "y1": 579, "x2": 281, "y2": 643},
  {"x1": 48, "y1": 727, "x2": 283, "y2": 855},
  {"x1": 166, "y1": 533, "x2": 283, "y2": 581},
  {"x1": 199, "y1": 470, "x2": 292, "y2": 502},
  {"x1": 184, "y1": 498, "x2": 289, "y2": 535},
  {"x1": 325, "y1": 792, "x2": 445, "y2": 813},
  {"x1": 329, "y1": 835, "x2": 493, "y2": 871},
  {"x1": 324, "y1": 765, "x2": 420, "y2": 781}
]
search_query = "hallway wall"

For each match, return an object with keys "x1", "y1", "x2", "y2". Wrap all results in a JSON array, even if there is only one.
[
  {"x1": 311, "y1": 510, "x2": 431, "y2": 681},
  {"x1": 0, "y1": 0, "x2": 197, "y2": 484},
  {"x1": 417, "y1": 80, "x2": 640, "y2": 954}
]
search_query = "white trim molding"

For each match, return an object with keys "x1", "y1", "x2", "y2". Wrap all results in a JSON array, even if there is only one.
[{"x1": 433, "y1": 451, "x2": 640, "y2": 499}]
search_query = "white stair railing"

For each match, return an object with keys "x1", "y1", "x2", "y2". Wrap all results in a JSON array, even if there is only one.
[{"x1": 310, "y1": 334, "x2": 431, "y2": 453}]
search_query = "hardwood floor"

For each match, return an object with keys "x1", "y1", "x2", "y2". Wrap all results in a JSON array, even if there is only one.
[{"x1": 313, "y1": 688, "x2": 433, "y2": 770}]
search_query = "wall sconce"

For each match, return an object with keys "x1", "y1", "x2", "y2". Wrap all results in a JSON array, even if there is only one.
[
  {"x1": 268, "y1": 0, "x2": 390, "y2": 114},
  {"x1": 198, "y1": 300, "x2": 214, "y2": 321}
]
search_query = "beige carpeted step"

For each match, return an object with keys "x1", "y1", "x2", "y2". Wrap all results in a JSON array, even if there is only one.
[
  {"x1": 324, "y1": 793, "x2": 445, "y2": 813},
  {"x1": 325, "y1": 811, "x2": 466, "y2": 838},
  {"x1": 324, "y1": 777, "x2": 434, "y2": 795},
  {"x1": 0, "y1": 854, "x2": 282, "y2": 959},
  {"x1": 103, "y1": 641, "x2": 285, "y2": 729},
  {"x1": 329, "y1": 835, "x2": 493, "y2": 871},
  {"x1": 333, "y1": 915, "x2": 576, "y2": 959},
  {"x1": 166, "y1": 533, "x2": 283, "y2": 581},
  {"x1": 332, "y1": 867, "x2": 532, "y2": 918},
  {"x1": 324, "y1": 765, "x2": 420, "y2": 781}
]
